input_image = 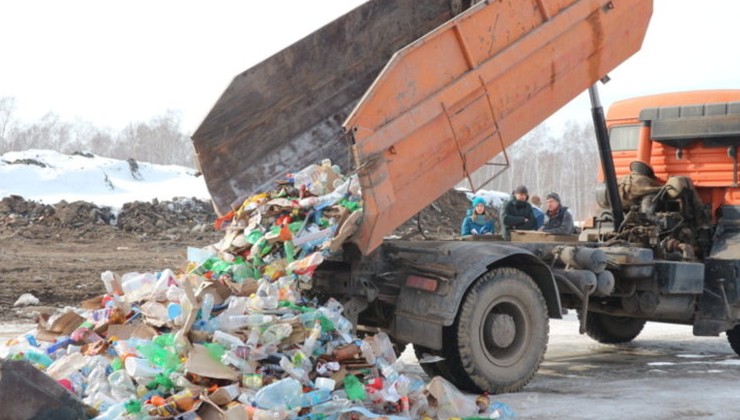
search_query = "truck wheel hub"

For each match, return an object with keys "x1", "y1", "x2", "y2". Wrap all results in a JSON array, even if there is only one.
[{"x1": 490, "y1": 313, "x2": 516, "y2": 348}]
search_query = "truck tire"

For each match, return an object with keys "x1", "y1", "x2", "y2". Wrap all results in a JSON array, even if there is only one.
[
  {"x1": 445, "y1": 267, "x2": 549, "y2": 393},
  {"x1": 580, "y1": 312, "x2": 646, "y2": 344},
  {"x1": 726, "y1": 325, "x2": 740, "y2": 357}
]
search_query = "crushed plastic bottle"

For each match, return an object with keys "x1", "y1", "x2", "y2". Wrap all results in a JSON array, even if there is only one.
[{"x1": 253, "y1": 377, "x2": 303, "y2": 411}]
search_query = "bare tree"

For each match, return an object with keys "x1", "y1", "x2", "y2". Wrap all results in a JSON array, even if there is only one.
[
  {"x1": 0, "y1": 97, "x2": 18, "y2": 151},
  {"x1": 463, "y1": 119, "x2": 600, "y2": 221},
  {"x1": 112, "y1": 110, "x2": 194, "y2": 166}
]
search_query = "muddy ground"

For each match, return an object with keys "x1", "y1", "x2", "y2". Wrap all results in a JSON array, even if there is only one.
[{"x1": 0, "y1": 189, "x2": 473, "y2": 322}]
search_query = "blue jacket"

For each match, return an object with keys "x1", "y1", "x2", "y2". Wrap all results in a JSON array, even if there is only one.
[
  {"x1": 461, "y1": 213, "x2": 494, "y2": 236},
  {"x1": 532, "y1": 207, "x2": 545, "y2": 229}
]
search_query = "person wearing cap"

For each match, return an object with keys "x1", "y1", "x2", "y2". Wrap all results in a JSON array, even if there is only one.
[
  {"x1": 540, "y1": 192, "x2": 575, "y2": 234},
  {"x1": 461, "y1": 196, "x2": 495, "y2": 236},
  {"x1": 501, "y1": 185, "x2": 537, "y2": 236}
]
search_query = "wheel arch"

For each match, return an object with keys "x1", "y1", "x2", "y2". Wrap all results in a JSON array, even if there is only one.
[
  {"x1": 390, "y1": 241, "x2": 561, "y2": 350},
  {"x1": 482, "y1": 253, "x2": 563, "y2": 320}
]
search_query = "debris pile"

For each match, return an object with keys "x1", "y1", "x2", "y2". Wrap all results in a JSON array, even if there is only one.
[
  {"x1": 0, "y1": 160, "x2": 513, "y2": 419},
  {"x1": 0, "y1": 195, "x2": 219, "y2": 240}
]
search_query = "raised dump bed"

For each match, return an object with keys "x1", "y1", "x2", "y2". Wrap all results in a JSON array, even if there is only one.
[{"x1": 193, "y1": 0, "x2": 652, "y2": 254}]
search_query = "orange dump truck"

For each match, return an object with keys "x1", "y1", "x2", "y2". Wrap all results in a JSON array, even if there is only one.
[{"x1": 194, "y1": 0, "x2": 740, "y2": 393}]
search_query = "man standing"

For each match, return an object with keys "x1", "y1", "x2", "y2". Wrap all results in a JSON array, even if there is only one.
[
  {"x1": 502, "y1": 185, "x2": 537, "y2": 236},
  {"x1": 541, "y1": 192, "x2": 575, "y2": 234}
]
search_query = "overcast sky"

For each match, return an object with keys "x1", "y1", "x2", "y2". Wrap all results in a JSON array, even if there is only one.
[{"x1": 1, "y1": 0, "x2": 738, "y2": 134}]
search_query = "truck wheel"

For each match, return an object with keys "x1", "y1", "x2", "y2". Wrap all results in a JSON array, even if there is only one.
[
  {"x1": 580, "y1": 312, "x2": 646, "y2": 344},
  {"x1": 447, "y1": 267, "x2": 549, "y2": 393},
  {"x1": 726, "y1": 325, "x2": 740, "y2": 356}
]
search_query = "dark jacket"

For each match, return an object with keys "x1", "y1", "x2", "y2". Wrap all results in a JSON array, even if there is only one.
[
  {"x1": 502, "y1": 197, "x2": 537, "y2": 231},
  {"x1": 542, "y1": 206, "x2": 575, "y2": 234}
]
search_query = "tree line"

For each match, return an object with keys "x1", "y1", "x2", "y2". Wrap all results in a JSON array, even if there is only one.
[{"x1": 0, "y1": 97, "x2": 195, "y2": 167}]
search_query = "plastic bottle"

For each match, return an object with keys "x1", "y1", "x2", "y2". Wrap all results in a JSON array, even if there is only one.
[
  {"x1": 246, "y1": 327, "x2": 261, "y2": 348},
  {"x1": 284, "y1": 240, "x2": 296, "y2": 263},
  {"x1": 137, "y1": 343, "x2": 179, "y2": 370},
  {"x1": 247, "y1": 280, "x2": 279, "y2": 311},
  {"x1": 344, "y1": 374, "x2": 366, "y2": 401},
  {"x1": 360, "y1": 340, "x2": 376, "y2": 365},
  {"x1": 486, "y1": 401, "x2": 516, "y2": 420},
  {"x1": 222, "y1": 350, "x2": 253, "y2": 373},
  {"x1": 280, "y1": 356, "x2": 309, "y2": 384},
  {"x1": 24, "y1": 349, "x2": 54, "y2": 368},
  {"x1": 293, "y1": 163, "x2": 324, "y2": 195},
  {"x1": 108, "y1": 369, "x2": 136, "y2": 400},
  {"x1": 260, "y1": 323, "x2": 293, "y2": 346},
  {"x1": 376, "y1": 357, "x2": 400, "y2": 383},
  {"x1": 221, "y1": 314, "x2": 275, "y2": 331},
  {"x1": 368, "y1": 331, "x2": 397, "y2": 363},
  {"x1": 86, "y1": 362, "x2": 111, "y2": 397},
  {"x1": 125, "y1": 356, "x2": 163, "y2": 380},
  {"x1": 201, "y1": 293, "x2": 214, "y2": 323},
  {"x1": 101, "y1": 270, "x2": 123, "y2": 295},
  {"x1": 301, "y1": 388, "x2": 332, "y2": 407},
  {"x1": 120, "y1": 272, "x2": 158, "y2": 300},
  {"x1": 45, "y1": 336, "x2": 73, "y2": 355},
  {"x1": 230, "y1": 262, "x2": 251, "y2": 283},
  {"x1": 301, "y1": 320, "x2": 322, "y2": 357},
  {"x1": 314, "y1": 377, "x2": 336, "y2": 391},
  {"x1": 94, "y1": 401, "x2": 127, "y2": 420},
  {"x1": 167, "y1": 302, "x2": 182, "y2": 323},
  {"x1": 242, "y1": 373, "x2": 263, "y2": 389},
  {"x1": 311, "y1": 396, "x2": 352, "y2": 415},
  {"x1": 253, "y1": 377, "x2": 303, "y2": 411},
  {"x1": 212, "y1": 330, "x2": 245, "y2": 349}
]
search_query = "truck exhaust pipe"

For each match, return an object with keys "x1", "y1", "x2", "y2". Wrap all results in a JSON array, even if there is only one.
[{"x1": 589, "y1": 84, "x2": 624, "y2": 230}]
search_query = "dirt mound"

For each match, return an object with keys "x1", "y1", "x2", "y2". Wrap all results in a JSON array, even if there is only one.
[
  {"x1": 393, "y1": 188, "x2": 478, "y2": 239},
  {"x1": 0, "y1": 188, "x2": 476, "y2": 243},
  {"x1": 0, "y1": 195, "x2": 220, "y2": 241}
]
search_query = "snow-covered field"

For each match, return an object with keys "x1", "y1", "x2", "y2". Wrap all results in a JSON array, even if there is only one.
[{"x1": 0, "y1": 149, "x2": 210, "y2": 210}]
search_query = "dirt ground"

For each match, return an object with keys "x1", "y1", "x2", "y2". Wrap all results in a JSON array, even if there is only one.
[{"x1": 0, "y1": 189, "x2": 474, "y2": 322}]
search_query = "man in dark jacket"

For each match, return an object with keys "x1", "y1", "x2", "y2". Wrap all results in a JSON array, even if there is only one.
[
  {"x1": 502, "y1": 185, "x2": 537, "y2": 237},
  {"x1": 541, "y1": 192, "x2": 575, "y2": 234}
]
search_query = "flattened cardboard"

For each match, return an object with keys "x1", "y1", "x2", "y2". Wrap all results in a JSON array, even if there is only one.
[
  {"x1": 107, "y1": 323, "x2": 157, "y2": 340},
  {"x1": 36, "y1": 311, "x2": 85, "y2": 342},
  {"x1": 207, "y1": 384, "x2": 239, "y2": 406},
  {"x1": 185, "y1": 344, "x2": 238, "y2": 381}
]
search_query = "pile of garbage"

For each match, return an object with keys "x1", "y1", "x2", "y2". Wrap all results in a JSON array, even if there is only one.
[{"x1": 0, "y1": 160, "x2": 514, "y2": 419}]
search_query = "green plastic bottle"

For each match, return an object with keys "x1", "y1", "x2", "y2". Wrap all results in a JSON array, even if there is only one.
[{"x1": 344, "y1": 374, "x2": 366, "y2": 401}]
